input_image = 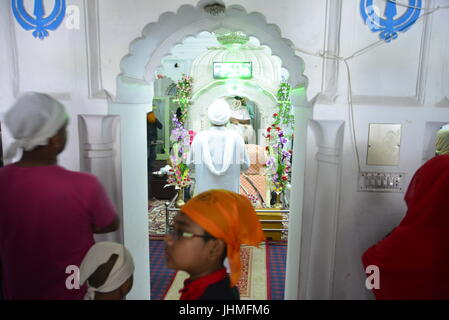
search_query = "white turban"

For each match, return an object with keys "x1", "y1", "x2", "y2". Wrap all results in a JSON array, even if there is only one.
[
  {"x1": 80, "y1": 242, "x2": 135, "y2": 300},
  {"x1": 4, "y1": 92, "x2": 68, "y2": 162},
  {"x1": 208, "y1": 98, "x2": 231, "y2": 126}
]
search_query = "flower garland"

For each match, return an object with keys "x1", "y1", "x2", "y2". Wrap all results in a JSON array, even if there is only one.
[
  {"x1": 166, "y1": 114, "x2": 193, "y2": 189},
  {"x1": 277, "y1": 81, "x2": 294, "y2": 129},
  {"x1": 265, "y1": 120, "x2": 292, "y2": 193},
  {"x1": 174, "y1": 75, "x2": 193, "y2": 124},
  {"x1": 166, "y1": 75, "x2": 194, "y2": 189},
  {"x1": 264, "y1": 81, "x2": 294, "y2": 194}
]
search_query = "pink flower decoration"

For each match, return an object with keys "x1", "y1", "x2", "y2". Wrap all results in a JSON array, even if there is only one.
[{"x1": 188, "y1": 130, "x2": 197, "y2": 145}]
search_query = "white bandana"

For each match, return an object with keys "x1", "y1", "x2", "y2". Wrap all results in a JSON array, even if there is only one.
[
  {"x1": 4, "y1": 92, "x2": 68, "y2": 161},
  {"x1": 79, "y1": 242, "x2": 134, "y2": 300}
]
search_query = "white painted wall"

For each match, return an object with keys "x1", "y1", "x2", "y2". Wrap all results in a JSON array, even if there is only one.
[
  {"x1": 0, "y1": 0, "x2": 109, "y2": 171},
  {"x1": 327, "y1": 0, "x2": 449, "y2": 299},
  {"x1": 1, "y1": 0, "x2": 448, "y2": 299}
]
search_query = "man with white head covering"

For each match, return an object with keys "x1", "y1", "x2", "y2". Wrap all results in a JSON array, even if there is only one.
[
  {"x1": 188, "y1": 98, "x2": 250, "y2": 195},
  {"x1": 0, "y1": 92, "x2": 119, "y2": 299},
  {"x1": 80, "y1": 242, "x2": 134, "y2": 300},
  {"x1": 3, "y1": 92, "x2": 68, "y2": 163}
]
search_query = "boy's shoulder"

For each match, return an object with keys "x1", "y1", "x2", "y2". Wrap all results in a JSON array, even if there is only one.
[{"x1": 199, "y1": 276, "x2": 240, "y2": 300}]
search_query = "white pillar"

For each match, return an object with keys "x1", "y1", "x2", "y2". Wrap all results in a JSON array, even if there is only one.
[
  {"x1": 304, "y1": 120, "x2": 344, "y2": 299},
  {"x1": 0, "y1": 0, "x2": 19, "y2": 160},
  {"x1": 109, "y1": 102, "x2": 151, "y2": 300},
  {"x1": 284, "y1": 87, "x2": 313, "y2": 300},
  {"x1": 78, "y1": 114, "x2": 123, "y2": 244}
]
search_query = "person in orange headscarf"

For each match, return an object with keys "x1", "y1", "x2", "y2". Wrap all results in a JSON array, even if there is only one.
[
  {"x1": 164, "y1": 189, "x2": 265, "y2": 300},
  {"x1": 362, "y1": 155, "x2": 449, "y2": 299}
]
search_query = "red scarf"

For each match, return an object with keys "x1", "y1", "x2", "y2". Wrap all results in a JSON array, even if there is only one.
[
  {"x1": 362, "y1": 155, "x2": 449, "y2": 299},
  {"x1": 179, "y1": 268, "x2": 228, "y2": 300}
]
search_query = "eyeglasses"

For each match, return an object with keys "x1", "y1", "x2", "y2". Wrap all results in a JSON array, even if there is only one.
[{"x1": 167, "y1": 225, "x2": 215, "y2": 241}]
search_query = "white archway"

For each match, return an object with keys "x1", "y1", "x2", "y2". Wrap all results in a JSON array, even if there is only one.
[{"x1": 109, "y1": 1, "x2": 311, "y2": 300}]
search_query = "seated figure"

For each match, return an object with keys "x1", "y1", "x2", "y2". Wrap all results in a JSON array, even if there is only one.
[
  {"x1": 229, "y1": 96, "x2": 256, "y2": 144},
  {"x1": 240, "y1": 144, "x2": 268, "y2": 207}
]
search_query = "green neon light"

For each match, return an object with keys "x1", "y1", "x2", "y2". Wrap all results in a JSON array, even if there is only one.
[{"x1": 213, "y1": 62, "x2": 252, "y2": 79}]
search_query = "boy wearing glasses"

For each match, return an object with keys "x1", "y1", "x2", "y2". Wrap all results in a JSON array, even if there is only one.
[{"x1": 164, "y1": 189, "x2": 265, "y2": 300}]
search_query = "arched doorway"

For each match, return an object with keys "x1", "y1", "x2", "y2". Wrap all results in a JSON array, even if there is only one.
[{"x1": 109, "y1": 2, "x2": 311, "y2": 299}]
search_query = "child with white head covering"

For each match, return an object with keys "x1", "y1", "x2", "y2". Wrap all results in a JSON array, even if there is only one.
[{"x1": 80, "y1": 242, "x2": 134, "y2": 300}]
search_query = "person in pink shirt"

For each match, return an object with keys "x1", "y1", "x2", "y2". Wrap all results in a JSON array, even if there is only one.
[{"x1": 0, "y1": 92, "x2": 119, "y2": 300}]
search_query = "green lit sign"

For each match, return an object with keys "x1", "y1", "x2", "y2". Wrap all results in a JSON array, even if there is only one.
[{"x1": 213, "y1": 62, "x2": 252, "y2": 79}]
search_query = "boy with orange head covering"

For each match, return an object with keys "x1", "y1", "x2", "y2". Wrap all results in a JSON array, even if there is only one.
[{"x1": 164, "y1": 189, "x2": 265, "y2": 300}]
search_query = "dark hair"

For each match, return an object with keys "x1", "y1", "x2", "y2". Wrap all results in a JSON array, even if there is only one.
[
  {"x1": 176, "y1": 107, "x2": 182, "y2": 119},
  {"x1": 234, "y1": 96, "x2": 246, "y2": 106},
  {"x1": 87, "y1": 254, "x2": 119, "y2": 288},
  {"x1": 203, "y1": 230, "x2": 215, "y2": 241}
]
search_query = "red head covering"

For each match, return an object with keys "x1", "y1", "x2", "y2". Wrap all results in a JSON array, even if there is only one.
[
  {"x1": 181, "y1": 189, "x2": 265, "y2": 286},
  {"x1": 362, "y1": 155, "x2": 449, "y2": 299}
]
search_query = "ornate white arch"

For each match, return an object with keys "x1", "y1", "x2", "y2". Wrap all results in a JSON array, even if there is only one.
[
  {"x1": 116, "y1": 2, "x2": 308, "y2": 103},
  {"x1": 110, "y1": 0, "x2": 311, "y2": 300}
]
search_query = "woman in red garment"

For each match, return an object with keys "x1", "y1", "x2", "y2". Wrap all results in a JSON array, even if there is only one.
[{"x1": 362, "y1": 155, "x2": 449, "y2": 299}]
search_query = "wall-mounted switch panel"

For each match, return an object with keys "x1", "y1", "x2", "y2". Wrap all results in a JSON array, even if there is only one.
[{"x1": 358, "y1": 172, "x2": 405, "y2": 193}]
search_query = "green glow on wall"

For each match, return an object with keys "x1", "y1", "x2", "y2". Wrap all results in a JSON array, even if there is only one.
[
  {"x1": 290, "y1": 86, "x2": 305, "y2": 95},
  {"x1": 213, "y1": 62, "x2": 252, "y2": 79},
  {"x1": 191, "y1": 79, "x2": 277, "y2": 102}
]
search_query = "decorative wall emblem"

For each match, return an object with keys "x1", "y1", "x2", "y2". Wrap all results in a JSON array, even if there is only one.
[
  {"x1": 360, "y1": 0, "x2": 422, "y2": 42},
  {"x1": 12, "y1": 0, "x2": 66, "y2": 39},
  {"x1": 203, "y1": 3, "x2": 226, "y2": 16}
]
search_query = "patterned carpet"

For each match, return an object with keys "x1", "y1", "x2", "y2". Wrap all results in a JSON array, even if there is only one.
[
  {"x1": 149, "y1": 236, "x2": 176, "y2": 300},
  {"x1": 266, "y1": 240, "x2": 288, "y2": 300},
  {"x1": 148, "y1": 200, "x2": 169, "y2": 235}
]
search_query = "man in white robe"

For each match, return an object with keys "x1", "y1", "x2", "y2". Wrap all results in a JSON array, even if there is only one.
[{"x1": 188, "y1": 98, "x2": 250, "y2": 195}]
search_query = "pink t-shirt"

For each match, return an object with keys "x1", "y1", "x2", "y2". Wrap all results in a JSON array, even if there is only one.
[{"x1": 0, "y1": 164, "x2": 118, "y2": 300}]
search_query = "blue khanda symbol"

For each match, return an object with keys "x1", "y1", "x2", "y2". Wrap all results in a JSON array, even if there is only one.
[
  {"x1": 360, "y1": 0, "x2": 422, "y2": 42},
  {"x1": 12, "y1": 0, "x2": 66, "y2": 40}
]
